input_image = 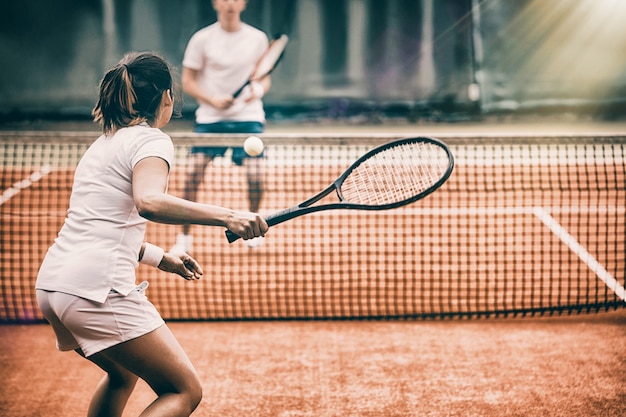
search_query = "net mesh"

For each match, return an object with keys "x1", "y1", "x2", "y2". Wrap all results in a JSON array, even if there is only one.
[{"x1": 1, "y1": 132, "x2": 624, "y2": 322}]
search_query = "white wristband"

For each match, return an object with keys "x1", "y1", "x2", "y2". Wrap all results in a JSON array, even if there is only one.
[{"x1": 140, "y1": 243, "x2": 164, "y2": 267}]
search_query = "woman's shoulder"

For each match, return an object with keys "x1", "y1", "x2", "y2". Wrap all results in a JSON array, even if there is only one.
[
  {"x1": 122, "y1": 125, "x2": 174, "y2": 164},
  {"x1": 115, "y1": 124, "x2": 172, "y2": 143}
]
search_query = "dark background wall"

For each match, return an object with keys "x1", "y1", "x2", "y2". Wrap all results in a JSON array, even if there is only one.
[{"x1": 1, "y1": 0, "x2": 625, "y2": 122}]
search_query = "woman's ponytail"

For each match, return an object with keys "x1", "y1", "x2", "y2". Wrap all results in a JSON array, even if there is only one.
[{"x1": 92, "y1": 52, "x2": 175, "y2": 134}]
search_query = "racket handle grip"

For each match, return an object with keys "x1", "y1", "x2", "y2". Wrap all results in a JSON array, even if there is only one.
[
  {"x1": 224, "y1": 207, "x2": 304, "y2": 244},
  {"x1": 225, "y1": 230, "x2": 241, "y2": 243},
  {"x1": 232, "y1": 81, "x2": 249, "y2": 99}
]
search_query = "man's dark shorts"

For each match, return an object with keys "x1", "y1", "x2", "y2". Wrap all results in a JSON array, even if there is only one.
[{"x1": 192, "y1": 121, "x2": 264, "y2": 166}]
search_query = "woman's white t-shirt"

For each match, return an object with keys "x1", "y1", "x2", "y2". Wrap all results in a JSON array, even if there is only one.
[
  {"x1": 183, "y1": 22, "x2": 269, "y2": 124},
  {"x1": 36, "y1": 124, "x2": 174, "y2": 303}
]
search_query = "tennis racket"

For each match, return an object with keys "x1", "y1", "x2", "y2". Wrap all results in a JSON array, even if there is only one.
[
  {"x1": 226, "y1": 137, "x2": 454, "y2": 243},
  {"x1": 232, "y1": 33, "x2": 289, "y2": 98}
]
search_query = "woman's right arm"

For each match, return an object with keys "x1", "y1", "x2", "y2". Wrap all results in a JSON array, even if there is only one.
[{"x1": 132, "y1": 156, "x2": 267, "y2": 240}]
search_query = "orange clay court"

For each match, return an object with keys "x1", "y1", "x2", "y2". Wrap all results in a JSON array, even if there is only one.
[{"x1": 0, "y1": 123, "x2": 625, "y2": 416}]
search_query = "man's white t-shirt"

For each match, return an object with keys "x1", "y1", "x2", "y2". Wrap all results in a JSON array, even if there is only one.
[
  {"x1": 183, "y1": 22, "x2": 269, "y2": 124},
  {"x1": 36, "y1": 124, "x2": 174, "y2": 303}
]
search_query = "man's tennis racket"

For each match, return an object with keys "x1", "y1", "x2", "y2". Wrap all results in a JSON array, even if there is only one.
[
  {"x1": 226, "y1": 137, "x2": 454, "y2": 243},
  {"x1": 232, "y1": 33, "x2": 289, "y2": 99}
]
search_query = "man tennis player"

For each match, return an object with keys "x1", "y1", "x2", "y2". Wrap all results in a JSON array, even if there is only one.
[{"x1": 172, "y1": 0, "x2": 271, "y2": 252}]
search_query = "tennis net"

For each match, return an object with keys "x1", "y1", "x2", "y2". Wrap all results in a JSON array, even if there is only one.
[{"x1": 1, "y1": 131, "x2": 624, "y2": 322}]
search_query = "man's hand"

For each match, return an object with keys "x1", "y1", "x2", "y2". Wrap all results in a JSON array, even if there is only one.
[{"x1": 208, "y1": 94, "x2": 235, "y2": 110}]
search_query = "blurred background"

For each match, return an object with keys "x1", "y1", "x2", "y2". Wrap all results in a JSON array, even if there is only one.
[{"x1": 1, "y1": 0, "x2": 626, "y2": 124}]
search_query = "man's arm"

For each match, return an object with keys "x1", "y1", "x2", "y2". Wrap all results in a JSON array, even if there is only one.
[{"x1": 181, "y1": 66, "x2": 234, "y2": 110}]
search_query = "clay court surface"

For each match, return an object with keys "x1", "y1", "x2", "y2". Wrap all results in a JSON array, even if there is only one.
[
  {"x1": 1, "y1": 310, "x2": 625, "y2": 417},
  {"x1": 1, "y1": 119, "x2": 625, "y2": 416}
]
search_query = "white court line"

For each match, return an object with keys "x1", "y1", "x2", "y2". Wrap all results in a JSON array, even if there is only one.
[
  {"x1": 397, "y1": 206, "x2": 625, "y2": 216},
  {"x1": 264, "y1": 205, "x2": 625, "y2": 216},
  {"x1": 13, "y1": 204, "x2": 626, "y2": 218},
  {"x1": 0, "y1": 165, "x2": 52, "y2": 206},
  {"x1": 533, "y1": 207, "x2": 626, "y2": 302}
]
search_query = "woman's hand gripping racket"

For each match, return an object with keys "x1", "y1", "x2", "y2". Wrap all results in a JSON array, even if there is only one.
[
  {"x1": 226, "y1": 137, "x2": 454, "y2": 243},
  {"x1": 232, "y1": 34, "x2": 289, "y2": 99}
]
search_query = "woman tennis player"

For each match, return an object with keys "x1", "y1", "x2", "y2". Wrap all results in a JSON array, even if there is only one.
[{"x1": 35, "y1": 52, "x2": 267, "y2": 416}]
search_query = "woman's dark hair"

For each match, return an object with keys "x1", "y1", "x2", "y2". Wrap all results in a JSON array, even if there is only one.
[{"x1": 92, "y1": 52, "x2": 181, "y2": 133}]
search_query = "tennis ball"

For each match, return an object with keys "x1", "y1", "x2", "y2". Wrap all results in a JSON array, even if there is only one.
[{"x1": 244, "y1": 136, "x2": 264, "y2": 157}]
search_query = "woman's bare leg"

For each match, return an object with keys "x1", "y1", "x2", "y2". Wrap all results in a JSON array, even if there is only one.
[
  {"x1": 86, "y1": 324, "x2": 202, "y2": 417},
  {"x1": 82, "y1": 350, "x2": 139, "y2": 417}
]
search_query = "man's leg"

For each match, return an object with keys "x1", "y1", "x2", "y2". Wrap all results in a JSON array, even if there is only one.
[
  {"x1": 245, "y1": 156, "x2": 264, "y2": 213},
  {"x1": 171, "y1": 153, "x2": 210, "y2": 252}
]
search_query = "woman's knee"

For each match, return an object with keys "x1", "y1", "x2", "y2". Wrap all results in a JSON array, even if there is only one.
[
  {"x1": 176, "y1": 375, "x2": 203, "y2": 414},
  {"x1": 154, "y1": 368, "x2": 202, "y2": 411},
  {"x1": 188, "y1": 377, "x2": 203, "y2": 411}
]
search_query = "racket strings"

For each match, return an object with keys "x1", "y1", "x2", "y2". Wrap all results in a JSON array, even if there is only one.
[{"x1": 340, "y1": 142, "x2": 450, "y2": 206}]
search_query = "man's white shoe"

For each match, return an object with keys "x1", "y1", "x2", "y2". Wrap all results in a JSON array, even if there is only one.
[
  {"x1": 170, "y1": 233, "x2": 193, "y2": 253},
  {"x1": 244, "y1": 236, "x2": 265, "y2": 249}
]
